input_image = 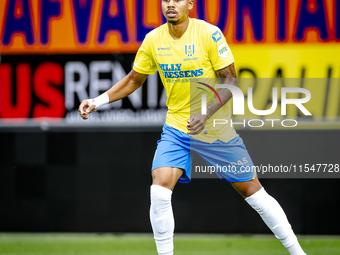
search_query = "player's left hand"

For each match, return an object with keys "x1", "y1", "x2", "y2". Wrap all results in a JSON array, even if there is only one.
[{"x1": 187, "y1": 112, "x2": 208, "y2": 135}]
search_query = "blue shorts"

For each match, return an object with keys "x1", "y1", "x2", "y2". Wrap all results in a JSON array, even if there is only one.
[{"x1": 152, "y1": 123, "x2": 256, "y2": 183}]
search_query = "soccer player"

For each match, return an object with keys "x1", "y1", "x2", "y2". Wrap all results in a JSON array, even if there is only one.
[{"x1": 78, "y1": 0, "x2": 307, "y2": 254}]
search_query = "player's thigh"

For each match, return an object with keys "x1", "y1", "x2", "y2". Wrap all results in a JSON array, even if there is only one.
[
  {"x1": 231, "y1": 178, "x2": 263, "y2": 199},
  {"x1": 152, "y1": 167, "x2": 184, "y2": 191},
  {"x1": 193, "y1": 135, "x2": 255, "y2": 182},
  {"x1": 152, "y1": 124, "x2": 191, "y2": 184}
]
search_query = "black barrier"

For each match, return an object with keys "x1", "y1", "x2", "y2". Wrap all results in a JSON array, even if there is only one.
[{"x1": 1, "y1": 130, "x2": 340, "y2": 234}]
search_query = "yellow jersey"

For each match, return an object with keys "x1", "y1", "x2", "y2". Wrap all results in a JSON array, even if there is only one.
[{"x1": 133, "y1": 18, "x2": 236, "y2": 143}]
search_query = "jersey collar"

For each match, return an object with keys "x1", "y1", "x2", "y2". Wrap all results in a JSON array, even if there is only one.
[{"x1": 165, "y1": 17, "x2": 192, "y2": 42}]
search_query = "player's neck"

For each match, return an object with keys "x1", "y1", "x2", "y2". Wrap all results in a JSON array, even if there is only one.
[{"x1": 167, "y1": 17, "x2": 189, "y2": 40}]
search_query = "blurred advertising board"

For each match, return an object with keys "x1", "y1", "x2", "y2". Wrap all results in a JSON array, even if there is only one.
[{"x1": 0, "y1": 0, "x2": 339, "y2": 127}]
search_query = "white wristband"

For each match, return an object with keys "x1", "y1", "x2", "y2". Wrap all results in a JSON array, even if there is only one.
[{"x1": 87, "y1": 93, "x2": 110, "y2": 110}]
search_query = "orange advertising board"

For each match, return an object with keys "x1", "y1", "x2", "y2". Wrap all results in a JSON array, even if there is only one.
[{"x1": 0, "y1": 0, "x2": 339, "y2": 54}]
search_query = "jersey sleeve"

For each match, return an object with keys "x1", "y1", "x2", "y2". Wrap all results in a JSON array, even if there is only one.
[
  {"x1": 133, "y1": 34, "x2": 157, "y2": 75},
  {"x1": 206, "y1": 27, "x2": 235, "y2": 71}
]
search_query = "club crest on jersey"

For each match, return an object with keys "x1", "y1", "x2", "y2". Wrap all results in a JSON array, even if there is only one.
[
  {"x1": 212, "y1": 30, "x2": 222, "y2": 42},
  {"x1": 185, "y1": 44, "x2": 195, "y2": 57}
]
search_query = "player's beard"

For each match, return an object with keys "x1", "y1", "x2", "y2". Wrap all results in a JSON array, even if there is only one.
[{"x1": 168, "y1": 19, "x2": 180, "y2": 24}]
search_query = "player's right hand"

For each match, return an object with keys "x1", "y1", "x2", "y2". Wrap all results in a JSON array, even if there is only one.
[{"x1": 78, "y1": 99, "x2": 96, "y2": 120}]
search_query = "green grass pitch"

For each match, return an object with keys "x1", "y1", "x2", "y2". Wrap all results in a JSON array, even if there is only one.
[{"x1": 0, "y1": 233, "x2": 339, "y2": 255}]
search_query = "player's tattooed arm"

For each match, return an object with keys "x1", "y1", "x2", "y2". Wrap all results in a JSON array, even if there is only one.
[
  {"x1": 187, "y1": 63, "x2": 237, "y2": 134},
  {"x1": 216, "y1": 63, "x2": 237, "y2": 85},
  {"x1": 206, "y1": 63, "x2": 237, "y2": 119}
]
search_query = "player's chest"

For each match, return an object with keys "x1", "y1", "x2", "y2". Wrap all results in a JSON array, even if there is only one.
[{"x1": 153, "y1": 41, "x2": 209, "y2": 71}]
